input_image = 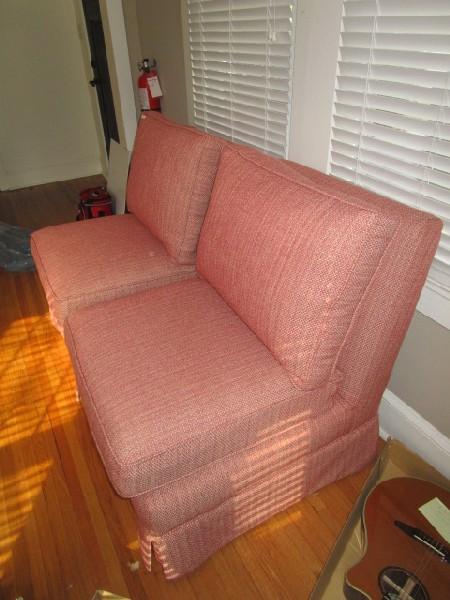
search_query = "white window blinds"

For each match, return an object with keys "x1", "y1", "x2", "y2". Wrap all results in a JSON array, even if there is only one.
[
  {"x1": 186, "y1": 0, "x2": 297, "y2": 158},
  {"x1": 329, "y1": 0, "x2": 450, "y2": 328}
]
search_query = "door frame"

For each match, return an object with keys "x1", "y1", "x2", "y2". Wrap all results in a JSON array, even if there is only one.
[
  {"x1": 74, "y1": 0, "x2": 137, "y2": 164},
  {"x1": 101, "y1": 0, "x2": 137, "y2": 152}
]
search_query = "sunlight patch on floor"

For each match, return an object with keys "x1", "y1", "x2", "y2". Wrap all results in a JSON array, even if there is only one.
[
  {"x1": 0, "y1": 312, "x2": 79, "y2": 577},
  {"x1": 0, "y1": 315, "x2": 79, "y2": 447},
  {"x1": 127, "y1": 539, "x2": 140, "y2": 552}
]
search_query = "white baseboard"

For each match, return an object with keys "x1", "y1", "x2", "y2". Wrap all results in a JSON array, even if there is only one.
[{"x1": 379, "y1": 389, "x2": 450, "y2": 479}]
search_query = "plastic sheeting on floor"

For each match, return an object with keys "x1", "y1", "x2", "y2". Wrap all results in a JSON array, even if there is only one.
[{"x1": 0, "y1": 221, "x2": 35, "y2": 271}]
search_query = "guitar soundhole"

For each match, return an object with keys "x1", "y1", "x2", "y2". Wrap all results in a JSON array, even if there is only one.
[{"x1": 378, "y1": 566, "x2": 429, "y2": 600}]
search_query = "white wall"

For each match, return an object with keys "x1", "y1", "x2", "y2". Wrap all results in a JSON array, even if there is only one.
[
  {"x1": 0, "y1": 0, "x2": 103, "y2": 190},
  {"x1": 136, "y1": 0, "x2": 189, "y2": 124},
  {"x1": 120, "y1": 0, "x2": 143, "y2": 120}
]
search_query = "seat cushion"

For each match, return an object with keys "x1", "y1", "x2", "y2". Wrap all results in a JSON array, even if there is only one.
[
  {"x1": 127, "y1": 112, "x2": 224, "y2": 264},
  {"x1": 197, "y1": 145, "x2": 400, "y2": 390},
  {"x1": 31, "y1": 214, "x2": 195, "y2": 331},
  {"x1": 64, "y1": 278, "x2": 312, "y2": 498}
]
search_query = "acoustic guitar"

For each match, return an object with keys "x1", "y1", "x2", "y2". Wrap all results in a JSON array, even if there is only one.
[{"x1": 344, "y1": 477, "x2": 450, "y2": 600}]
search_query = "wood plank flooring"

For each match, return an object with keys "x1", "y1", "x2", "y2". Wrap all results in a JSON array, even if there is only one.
[
  {"x1": 0, "y1": 175, "x2": 105, "y2": 229},
  {"x1": 0, "y1": 177, "x2": 376, "y2": 599}
]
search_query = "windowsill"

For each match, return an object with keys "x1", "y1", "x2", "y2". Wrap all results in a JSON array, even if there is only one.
[{"x1": 417, "y1": 277, "x2": 450, "y2": 330}]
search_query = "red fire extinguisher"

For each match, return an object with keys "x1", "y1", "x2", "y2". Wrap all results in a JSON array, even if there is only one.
[{"x1": 138, "y1": 58, "x2": 162, "y2": 111}]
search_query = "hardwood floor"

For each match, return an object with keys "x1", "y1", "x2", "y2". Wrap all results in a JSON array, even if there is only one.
[{"x1": 0, "y1": 177, "x2": 375, "y2": 599}]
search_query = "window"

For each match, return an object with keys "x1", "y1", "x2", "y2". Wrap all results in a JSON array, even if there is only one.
[
  {"x1": 329, "y1": 0, "x2": 450, "y2": 329},
  {"x1": 186, "y1": 0, "x2": 297, "y2": 158}
]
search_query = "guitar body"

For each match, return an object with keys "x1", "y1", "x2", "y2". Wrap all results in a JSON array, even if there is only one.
[{"x1": 344, "y1": 477, "x2": 450, "y2": 600}]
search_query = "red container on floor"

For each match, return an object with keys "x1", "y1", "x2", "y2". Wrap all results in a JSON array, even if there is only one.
[{"x1": 77, "y1": 186, "x2": 113, "y2": 220}]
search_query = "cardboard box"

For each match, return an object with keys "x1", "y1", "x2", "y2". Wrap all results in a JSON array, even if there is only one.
[{"x1": 310, "y1": 439, "x2": 449, "y2": 599}]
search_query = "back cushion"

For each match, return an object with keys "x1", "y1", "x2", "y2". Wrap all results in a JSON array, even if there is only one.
[
  {"x1": 127, "y1": 113, "x2": 224, "y2": 264},
  {"x1": 197, "y1": 146, "x2": 399, "y2": 389}
]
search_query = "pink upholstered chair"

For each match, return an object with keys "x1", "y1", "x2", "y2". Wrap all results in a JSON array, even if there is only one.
[
  {"x1": 64, "y1": 144, "x2": 441, "y2": 578},
  {"x1": 31, "y1": 112, "x2": 224, "y2": 331}
]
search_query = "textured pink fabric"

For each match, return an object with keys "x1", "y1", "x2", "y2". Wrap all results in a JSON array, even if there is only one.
[
  {"x1": 132, "y1": 397, "x2": 373, "y2": 534},
  {"x1": 136, "y1": 416, "x2": 378, "y2": 579},
  {"x1": 197, "y1": 145, "x2": 400, "y2": 389},
  {"x1": 273, "y1": 161, "x2": 443, "y2": 418},
  {"x1": 61, "y1": 140, "x2": 441, "y2": 581},
  {"x1": 31, "y1": 214, "x2": 195, "y2": 331},
  {"x1": 127, "y1": 112, "x2": 224, "y2": 264},
  {"x1": 65, "y1": 277, "x2": 315, "y2": 498}
]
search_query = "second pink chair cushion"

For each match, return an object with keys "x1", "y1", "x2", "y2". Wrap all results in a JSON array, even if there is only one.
[
  {"x1": 64, "y1": 278, "x2": 305, "y2": 498},
  {"x1": 197, "y1": 145, "x2": 399, "y2": 390}
]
